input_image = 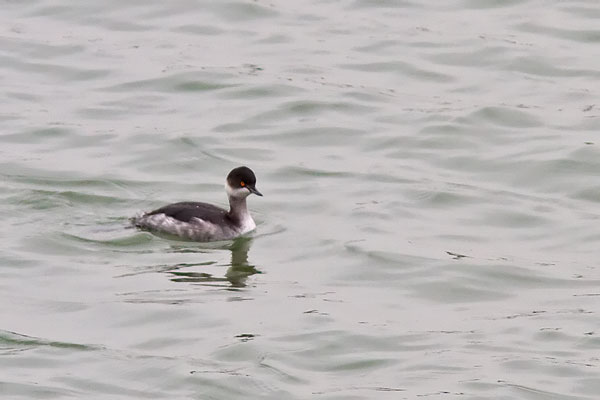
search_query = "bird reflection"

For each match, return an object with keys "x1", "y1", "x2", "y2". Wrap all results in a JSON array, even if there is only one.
[{"x1": 167, "y1": 237, "x2": 259, "y2": 288}]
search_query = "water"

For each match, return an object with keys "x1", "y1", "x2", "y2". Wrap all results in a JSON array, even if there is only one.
[{"x1": 1, "y1": 0, "x2": 599, "y2": 399}]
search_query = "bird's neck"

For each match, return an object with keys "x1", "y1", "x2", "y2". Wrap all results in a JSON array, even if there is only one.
[{"x1": 228, "y1": 196, "x2": 249, "y2": 221}]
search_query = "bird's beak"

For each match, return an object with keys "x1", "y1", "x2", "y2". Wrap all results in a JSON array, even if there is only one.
[{"x1": 248, "y1": 185, "x2": 263, "y2": 197}]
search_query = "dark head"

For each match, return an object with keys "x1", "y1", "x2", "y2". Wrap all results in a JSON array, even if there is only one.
[{"x1": 226, "y1": 166, "x2": 263, "y2": 198}]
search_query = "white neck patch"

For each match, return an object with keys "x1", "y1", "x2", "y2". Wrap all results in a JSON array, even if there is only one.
[{"x1": 225, "y1": 182, "x2": 250, "y2": 199}]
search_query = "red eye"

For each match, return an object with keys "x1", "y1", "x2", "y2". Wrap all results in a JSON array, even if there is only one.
[{"x1": 240, "y1": 181, "x2": 246, "y2": 187}]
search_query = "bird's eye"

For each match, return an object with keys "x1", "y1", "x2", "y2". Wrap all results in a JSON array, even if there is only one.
[{"x1": 240, "y1": 181, "x2": 246, "y2": 187}]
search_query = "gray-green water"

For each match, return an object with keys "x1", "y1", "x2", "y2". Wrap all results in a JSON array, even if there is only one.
[{"x1": 1, "y1": 1, "x2": 599, "y2": 399}]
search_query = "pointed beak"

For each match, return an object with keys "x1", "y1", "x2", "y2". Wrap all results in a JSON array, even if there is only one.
[{"x1": 247, "y1": 185, "x2": 263, "y2": 197}]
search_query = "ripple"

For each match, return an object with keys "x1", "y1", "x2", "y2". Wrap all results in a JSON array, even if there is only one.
[
  {"x1": 103, "y1": 72, "x2": 238, "y2": 93},
  {"x1": 341, "y1": 61, "x2": 455, "y2": 83}
]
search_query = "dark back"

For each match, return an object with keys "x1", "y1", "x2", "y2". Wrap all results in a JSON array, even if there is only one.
[{"x1": 147, "y1": 201, "x2": 234, "y2": 225}]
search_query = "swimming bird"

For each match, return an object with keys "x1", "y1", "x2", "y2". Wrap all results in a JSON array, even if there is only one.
[{"x1": 133, "y1": 166, "x2": 262, "y2": 242}]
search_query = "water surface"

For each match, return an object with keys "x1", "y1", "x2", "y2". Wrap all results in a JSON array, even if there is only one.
[{"x1": 1, "y1": 1, "x2": 599, "y2": 399}]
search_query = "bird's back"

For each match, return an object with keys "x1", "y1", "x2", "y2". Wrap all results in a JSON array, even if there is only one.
[{"x1": 146, "y1": 201, "x2": 230, "y2": 225}]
